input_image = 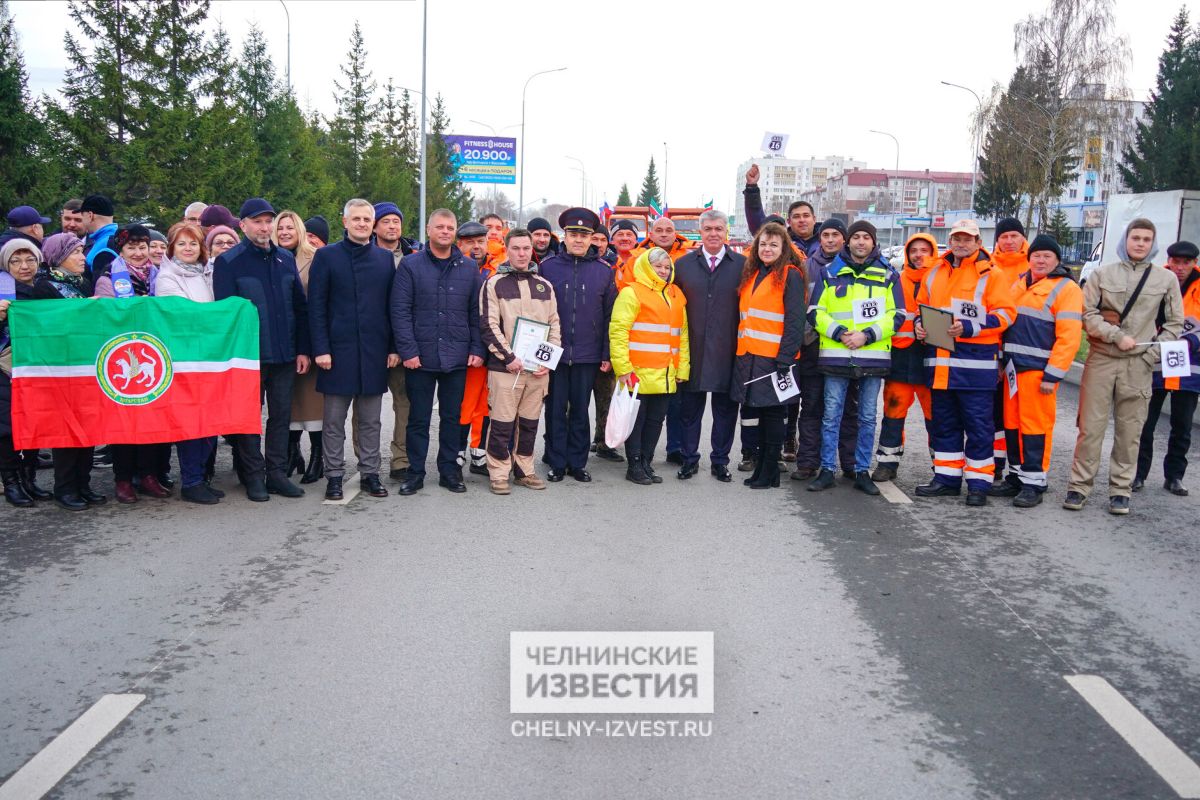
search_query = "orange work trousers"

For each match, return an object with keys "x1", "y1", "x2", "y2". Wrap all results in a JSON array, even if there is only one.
[
  {"x1": 1002, "y1": 368, "x2": 1057, "y2": 489},
  {"x1": 460, "y1": 365, "x2": 489, "y2": 448},
  {"x1": 874, "y1": 380, "x2": 932, "y2": 468}
]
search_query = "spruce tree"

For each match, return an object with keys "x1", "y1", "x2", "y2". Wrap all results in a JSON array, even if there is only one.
[
  {"x1": 1046, "y1": 208, "x2": 1075, "y2": 249},
  {"x1": 424, "y1": 93, "x2": 472, "y2": 222},
  {"x1": 0, "y1": 0, "x2": 44, "y2": 210},
  {"x1": 326, "y1": 21, "x2": 376, "y2": 195},
  {"x1": 636, "y1": 158, "x2": 660, "y2": 206},
  {"x1": 1120, "y1": 8, "x2": 1200, "y2": 191},
  {"x1": 616, "y1": 183, "x2": 631, "y2": 206},
  {"x1": 359, "y1": 79, "x2": 418, "y2": 218}
]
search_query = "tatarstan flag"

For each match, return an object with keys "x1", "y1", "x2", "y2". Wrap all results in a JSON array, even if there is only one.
[{"x1": 10, "y1": 296, "x2": 262, "y2": 449}]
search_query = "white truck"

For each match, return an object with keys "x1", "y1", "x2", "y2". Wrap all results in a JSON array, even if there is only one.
[{"x1": 1079, "y1": 189, "x2": 1200, "y2": 283}]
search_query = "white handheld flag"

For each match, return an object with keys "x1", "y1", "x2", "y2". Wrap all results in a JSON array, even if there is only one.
[
  {"x1": 760, "y1": 132, "x2": 790, "y2": 155},
  {"x1": 1161, "y1": 340, "x2": 1191, "y2": 379}
]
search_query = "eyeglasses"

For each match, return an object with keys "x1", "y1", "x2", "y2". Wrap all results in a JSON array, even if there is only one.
[{"x1": 8, "y1": 257, "x2": 39, "y2": 268}]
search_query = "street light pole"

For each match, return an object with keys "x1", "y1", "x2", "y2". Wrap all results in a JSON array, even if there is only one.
[
  {"x1": 418, "y1": 0, "x2": 428, "y2": 236},
  {"x1": 518, "y1": 67, "x2": 567, "y2": 226},
  {"x1": 566, "y1": 156, "x2": 586, "y2": 206},
  {"x1": 869, "y1": 129, "x2": 900, "y2": 246},
  {"x1": 278, "y1": 0, "x2": 291, "y2": 91},
  {"x1": 940, "y1": 81, "x2": 982, "y2": 214},
  {"x1": 662, "y1": 142, "x2": 669, "y2": 208}
]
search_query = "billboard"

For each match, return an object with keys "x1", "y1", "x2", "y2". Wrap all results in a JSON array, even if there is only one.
[{"x1": 445, "y1": 134, "x2": 517, "y2": 184}]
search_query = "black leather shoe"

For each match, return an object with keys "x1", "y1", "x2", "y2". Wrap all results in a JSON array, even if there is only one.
[
  {"x1": 439, "y1": 473, "x2": 468, "y2": 493},
  {"x1": 1131, "y1": 477, "x2": 1145, "y2": 492},
  {"x1": 360, "y1": 474, "x2": 388, "y2": 497},
  {"x1": 157, "y1": 472, "x2": 176, "y2": 489},
  {"x1": 988, "y1": 476, "x2": 1021, "y2": 497},
  {"x1": 854, "y1": 471, "x2": 880, "y2": 495},
  {"x1": 80, "y1": 488, "x2": 108, "y2": 506},
  {"x1": 20, "y1": 467, "x2": 53, "y2": 500},
  {"x1": 1013, "y1": 487, "x2": 1043, "y2": 508},
  {"x1": 324, "y1": 476, "x2": 344, "y2": 501},
  {"x1": 54, "y1": 493, "x2": 88, "y2": 511},
  {"x1": 566, "y1": 467, "x2": 592, "y2": 483},
  {"x1": 807, "y1": 468, "x2": 836, "y2": 492},
  {"x1": 711, "y1": 464, "x2": 732, "y2": 482},
  {"x1": 966, "y1": 491, "x2": 988, "y2": 507},
  {"x1": 1165, "y1": 478, "x2": 1189, "y2": 496},
  {"x1": 915, "y1": 482, "x2": 961, "y2": 497},
  {"x1": 666, "y1": 451, "x2": 684, "y2": 465},
  {"x1": 398, "y1": 475, "x2": 425, "y2": 495},
  {"x1": 594, "y1": 445, "x2": 624, "y2": 462},
  {"x1": 389, "y1": 467, "x2": 409, "y2": 482},
  {"x1": 181, "y1": 484, "x2": 220, "y2": 505},
  {"x1": 203, "y1": 482, "x2": 225, "y2": 498},
  {"x1": 266, "y1": 475, "x2": 305, "y2": 497},
  {"x1": 245, "y1": 478, "x2": 270, "y2": 502},
  {"x1": 677, "y1": 462, "x2": 700, "y2": 480},
  {"x1": 546, "y1": 468, "x2": 564, "y2": 483}
]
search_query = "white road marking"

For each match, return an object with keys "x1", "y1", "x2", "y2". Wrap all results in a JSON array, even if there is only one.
[
  {"x1": 1065, "y1": 675, "x2": 1200, "y2": 798},
  {"x1": 875, "y1": 480, "x2": 912, "y2": 504},
  {"x1": 0, "y1": 693, "x2": 145, "y2": 800},
  {"x1": 322, "y1": 471, "x2": 360, "y2": 505}
]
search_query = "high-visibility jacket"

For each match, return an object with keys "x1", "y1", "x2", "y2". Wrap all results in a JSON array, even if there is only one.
[
  {"x1": 991, "y1": 243, "x2": 1029, "y2": 294},
  {"x1": 892, "y1": 234, "x2": 937, "y2": 351},
  {"x1": 917, "y1": 247, "x2": 1016, "y2": 390},
  {"x1": 810, "y1": 252, "x2": 903, "y2": 376},
  {"x1": 737, "y1": 264, "x2": 803, "y2": 359},
  {"x1": 1002, "y1": 265, "x2": 1083, "y2": 383},
  {"x1": 1157, "y1": 267, "x2": 1200, "y2": 392},
  {"x1": 614, "y1": 251, "x2": 638, "y2": 292},
  {"x1": 609, "y1": 250, "x2": 690, "y2": 393}
]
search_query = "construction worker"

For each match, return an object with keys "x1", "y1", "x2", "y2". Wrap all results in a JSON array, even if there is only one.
[
  {"x1": 913, "y1": 219, "x2": 1016, "y2": 506},
  {"x1": 1066, "y1": 219, "x2": 1183, "y2": 514},
  {"x1": 995, "y1": 234, "x2": 1083, "y2": 507},
  {"x1": 807, "y1": 220, "x2": 902, "y2": 495},
  {"x1": 456, "y1": 221, "x2": 494, "y2": 476},
  {"x1": 1134, "y1": 240, "x2": 1200, "y2": 496},
  {"x1": 988, "y1": 218, "x2": 1029, "y2": 485},
  {"x1": 872, "y1": 233, "x2": 938, "y2": 482}
]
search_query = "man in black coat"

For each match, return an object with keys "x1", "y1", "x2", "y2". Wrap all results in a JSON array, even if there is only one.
[
  {"x1": 309, "y1": 199, "x2": 399, "y2": 501},
  {"x1": 213, "y1": 198, "x2": 311, "y2": 501},
  {"x1": 673, "y1": 210, "x2": 744, "y2": 482},
  {"x1": 390, "y1": 209, "x2": 485, "y2": 495}
]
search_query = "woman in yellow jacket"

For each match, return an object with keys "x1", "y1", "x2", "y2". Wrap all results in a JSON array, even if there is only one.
[{"x1": 609, "y1": 248, "x2": 691, "y2": 485}]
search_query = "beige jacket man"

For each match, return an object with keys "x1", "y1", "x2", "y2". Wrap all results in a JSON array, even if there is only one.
[{"x1": 1066, "y1": 219, "x2": 1184, "y2": 513}]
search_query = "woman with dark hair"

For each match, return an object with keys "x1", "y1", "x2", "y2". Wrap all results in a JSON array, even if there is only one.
[{"x1": 730, "y1": 221, "x2": 807, "y2": 489}]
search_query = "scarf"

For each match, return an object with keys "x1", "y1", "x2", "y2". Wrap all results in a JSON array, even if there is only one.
[
  {"x1": 47, "y1": 267, "x2": 89, "y2": 298},
  {"x1": 111, "y1": 255, "x2": 151, "y2": 296},
  {"x1": 172, "y1": 256, "x2": 207, "y2": 277}
]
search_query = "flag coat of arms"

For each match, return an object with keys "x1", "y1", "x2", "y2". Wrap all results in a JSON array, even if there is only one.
[{"x1": 9, "y1": 296, "x2": 262, "y2": 449}]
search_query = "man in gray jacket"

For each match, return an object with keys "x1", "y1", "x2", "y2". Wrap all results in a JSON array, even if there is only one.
[{"x1": 1065, "y1": 218, "x2": 1184, "y2": 514}]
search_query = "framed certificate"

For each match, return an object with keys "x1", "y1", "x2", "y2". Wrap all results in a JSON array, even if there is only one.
[
  {"x1": 511, "y1": 317, "x2": 551, "y2": 372},
  {"x1": 918, "y1": 304, "x2": 957, "y2": 353}
]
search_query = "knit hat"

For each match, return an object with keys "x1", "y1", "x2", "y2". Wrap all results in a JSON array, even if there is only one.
[
  {"x1": 204, "y1": 225, "x2": 238, "y2": 251},
  {"x1": 995, "y1": 217, "x2": 1026, "y2": 240},
  {"x1": 373, "y1": 202, "x2": 403, "y2": 223},
  {"x1": 200, "y1": 204, "x2": 239, "y2": 229},
  {"x1": 1027, "y1": 233, "x2": 1061, "y2": 262},
  {"x1": 527, "y1": 217, "x2": 552, "y2": 234},
  {"x1": 1167, "y1": 240, "x2": 1199, "y2": 260},
  {"x1": 820, "y1": 218, "x2": 848, "y2": 239},
  {"x1": 148, "y1": 228, "x2": 167, "y2": 244},
  {"x1": 40, "y1": 232, "x2": 84, "y2": 269},
  {"x1": 610, "y1": 219, "x2": 638, "y2": 236},
  {"x1": 847, "y1": 219, "x2": 877, "y2": 246},
  {"x1": 0, "y1": 238, "x2": 42, "y2": 273},
  {"x1": 304, "y1": 216, "x2": 329, "y2": 245},
  {"x1": 764, "y1": 214, "x2": 786, "y2": 226},
  {"x1": 80, "y1": 194, "x2": 114, "y2": 216},
  {"x1": 113, "y1": 224, "x2": 151, "y2": 252}
]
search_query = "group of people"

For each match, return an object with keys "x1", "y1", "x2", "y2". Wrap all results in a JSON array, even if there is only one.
[{"x1": 1, "y1": 177, "x2": 1197, "y2": 516}]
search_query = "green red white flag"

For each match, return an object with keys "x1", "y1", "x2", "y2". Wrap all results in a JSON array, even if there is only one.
[{"x1": 10, "y1": 296, "x2": 262, "y2": 449}]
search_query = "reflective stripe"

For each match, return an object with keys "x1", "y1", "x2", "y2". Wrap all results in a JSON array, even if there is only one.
[
  {"x1": 628, "y1": 342, "x2": 671, "y2": 353},
  {"x1": 740, "y1": 329, "x2": 782, "y2": 343},
  {"x1": 747, "y1": 308, "x2": 785, "y2": 323},
  {"x1": 824, "y1": 323, "x2": 842, "y2": 339},
  {"x1": 924, "y1": 357, "x2": 997, "y2": 370},
  {"x1": 741, "y1": 417, "x2": 759, "y2": 427},
  {"x1": 739, "y1": 312, "x2": 748, "y2": 320},
  {"x1": 669, "y1": 327, "x2": 682, "y2": 336},
  {"x1": 865, "y1": 324, "x2": 882, "y2": 342},
  {"x1": 1057, "y1": 311, "x2": 1082, "y2": 321},
  {"x1": 973, "y1": 275, "x2": 987, "y2": 307},
  {"x1": 828, "y1": 311, "x2": 853, "y2": 320},
  {"x1": 893, "y1": 331, "x2": 916, "y2": 340},
  {"x1": 1044, "y1": 364, "x2": 1067, "y2": 379},
  {"x1": 876, "y1": 444, "x2": 903, "y2": 455},
  {"x1": 631, "y1": 321, "x2": 671, "y2": 333},
  {"x1": 1004, "y1": 343, "x2": 1053, "y2": 358},
  {"x1": 1017, "y1": 305, "x2": 1054, "y2": 321},
  {"x1": 1044, "y1": 277, "x2": 1069, "y2": 306},
  {"x1": 995, "y1": 308, "x2": 1013, "y2": 325},
  {"x1": 965, "y1": 457, "x2": 993, "y2": 469},
  {"x1": 933, "y1": 465, "x2": 964, "y2": 476},
  {"x1": 933, "y1": 451, "x2": 965, "y2": 460}
]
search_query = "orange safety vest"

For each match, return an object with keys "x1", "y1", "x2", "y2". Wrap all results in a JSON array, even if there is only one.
[
  {"x1": 628, "y1": 282, "x2": 685, "y2": 369},
  {"x1": 737, "y1": 271, "x2": 792, "y2": 358}
]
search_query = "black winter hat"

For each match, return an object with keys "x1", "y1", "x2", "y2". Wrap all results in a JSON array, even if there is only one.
[
  {"x1": 1167, "y1": 240, "x2": 1199, "y2": 260},
  {"x1": 610, "y1": 219, "x2": 639, "y2": 236},
  {"x1": 304, "y1": 215, "x2": 330, "y2": 245},
  {"x1": 820, "y1": 218, "x2": 848, "y2": 239},
  {"x1": 1027, "y1": 233, "x2": 1061, "y2": 262},
  {"x1": 80, "y1": 194, "x2": 114, "y2": 216},
  {"x1": 764, "y1": 214, "x2": 786, "y2": 226},
  {"x1": 847, "y1": 219, "x2": 877, "y2": 245},
  {"x1": 527, "y1": 217, "x2": 552, "y2": 234},
  {"x1": 995, "y1": 217, "x2": 1026, "y2": 240}
]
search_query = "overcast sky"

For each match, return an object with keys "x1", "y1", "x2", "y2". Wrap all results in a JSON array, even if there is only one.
[{"x1": 9, "y1": 0, "x2": 1181, "y2": 217}]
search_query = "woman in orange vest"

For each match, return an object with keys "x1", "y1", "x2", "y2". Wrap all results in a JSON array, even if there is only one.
[
  {"x1": 608, "y1": 248, "x2": 690, "y2": 485},
  {"x1": 730, "y1": 221, "x2": 807, "y2": 489}
]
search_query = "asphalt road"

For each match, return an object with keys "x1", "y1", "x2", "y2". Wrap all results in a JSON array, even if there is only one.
[{"x1": 2, "y1": 381, "x2": 1198, "y2": 799}]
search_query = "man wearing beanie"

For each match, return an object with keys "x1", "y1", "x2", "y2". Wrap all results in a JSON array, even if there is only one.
[
  {"x1": 1066, "y1": 218, "x2": 1183, "y2": 514},
  {"x1": 995, "y1": 234, "x2": 1083, "y2": 507},
  {"x1": 987, "y1": 216, "x2": 1029, "y2": 486},
  {"x1": 367, "y1": 202, "x2": 414, "y2": 481},
  {"x1": 526, "y1": 217, "x2": 559, "y2": 264},
  {"x1": 79, "y1": 194, "x2": 118, "y2": 277},
  {"x1": 304, "y1": 216, "x2": 330, "y2": 249},
  {"x1": 1134, "y1": 240, "x2": 1200, "y2": 497},
  {"x1": 807, "y1": 219, "x2": 902, "y2": 494}
]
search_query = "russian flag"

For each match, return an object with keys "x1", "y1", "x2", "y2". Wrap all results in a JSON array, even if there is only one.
[{"x1": 600, "y1": 200, "x2": 612, "y2": 221}]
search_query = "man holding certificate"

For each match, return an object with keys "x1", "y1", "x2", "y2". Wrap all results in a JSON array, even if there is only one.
[
  {"x1": 914, "y1": 219, "x2": 1016, "y2": 506},
  {"x1": 479, "y1": 228, "x2": 561, "y2": 495}
]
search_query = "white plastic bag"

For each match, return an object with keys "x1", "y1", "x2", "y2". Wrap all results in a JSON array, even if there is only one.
[{"x1": 604, "y1": 380, "x2": 641, "y2": 450}]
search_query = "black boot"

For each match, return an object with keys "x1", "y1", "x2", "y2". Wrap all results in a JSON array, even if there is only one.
[
  {"x1": 625, "y1": 456, "x2": 653, "y2": 485},
  {"x1": 3, "y1": 470, "x2": 34, "y2": 507},
  {"x1": 748, "y1": 421, "x2": 782, "y2": 489},
  {"x1": 20, "y1": 465, "x2": 53, "y2": 501},
  {"x1": 301, "y1": 437, "x2": 324, "y2": 484},
  {"x1": 742, "y1": 451, "x2": 766, "y2": 486},
  {"x1": 286, "y1": 430, "x2": 305, "y2": 477}
]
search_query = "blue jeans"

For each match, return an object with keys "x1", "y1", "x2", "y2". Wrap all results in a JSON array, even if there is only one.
[
  {"x1": 177, "y1": 437, "x2": 216, "y2": 488},
  {"x1": 821, "y1": 375, "x2": 881, "y2": 473}
]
